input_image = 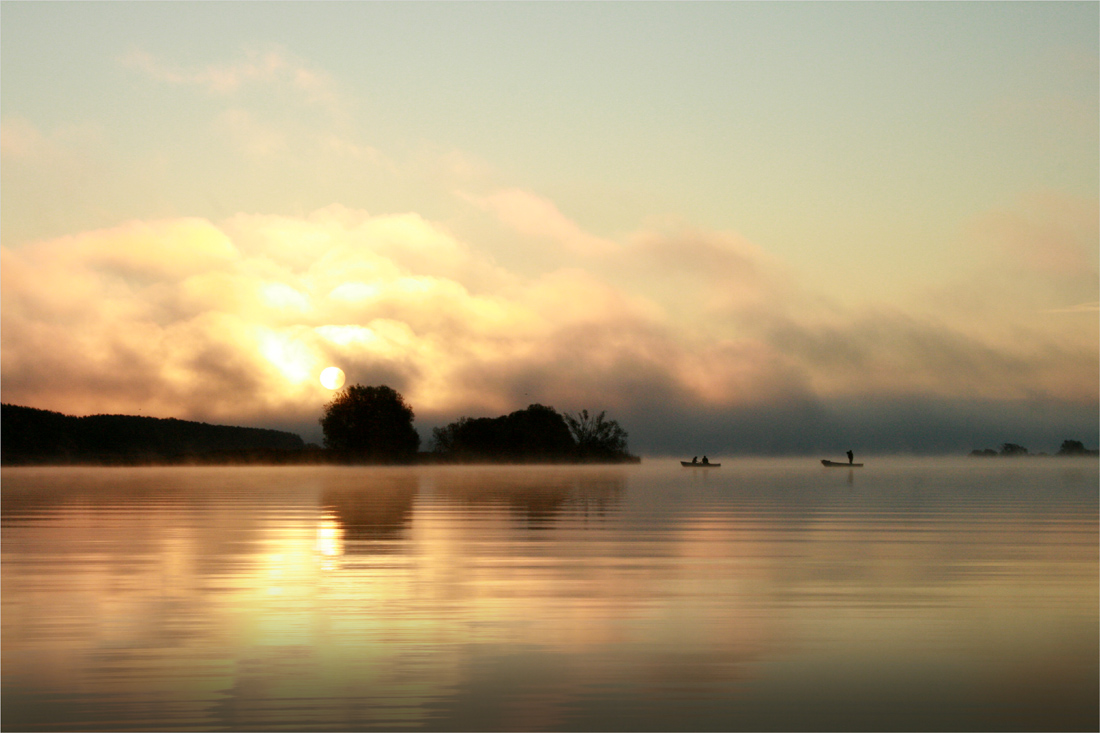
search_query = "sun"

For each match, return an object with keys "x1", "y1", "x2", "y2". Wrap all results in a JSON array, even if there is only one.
[{"x1": 319, "y1": 366, "x2": 346, "y2": 390}]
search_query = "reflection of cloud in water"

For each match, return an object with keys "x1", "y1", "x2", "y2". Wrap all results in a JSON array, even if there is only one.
[
  {"x1": 6, "y1": 463, "x2": 1094, "y2": 730},
  {"x1": 430, "y1": 467, "x2": 625, "y2": 528},
  {"x1": 0, "y1": 467, "x2": 281, "y2": 577}
]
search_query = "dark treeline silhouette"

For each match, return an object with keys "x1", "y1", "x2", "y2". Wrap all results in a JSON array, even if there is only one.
[
  {"x1": 2, "y1": 403, "x2": 306, "y2": 465},
  {"x1": 564, "y1": 409, "x2": 631, "y2": 461},
  {"x1": 969, "y1": 440, "x2": 1099, "y2": 458},
  {"x1": 319, "y1": 384, "x2": 420, "y2": 463},
  {"x1": 4, "y1": 386, "x2": 638, "y2": 466},
  {"x1": 431, "y1": 403, "x2": 637, "y2": 463}
]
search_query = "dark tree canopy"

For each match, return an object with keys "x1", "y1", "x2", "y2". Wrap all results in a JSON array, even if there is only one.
[
  {"x1": 564, "y1": 409, "x2": 629, "y2": 459},
  {"x1": 970, "y1": 439, "x2": 1097, "y2": 458},
  {"x1": 431, "y1": 404, "x2": 576, "y2": 461},
  {"x1": 969, "y1": 448, "x2": 998, "y2": 457},
  {"x1": 431, "y1": 404, "x2": 634, "y2": 462},
  {"x1": 1057, "y1": 439, "x2": 1090, "y2": 456},
  {"x1": 320, "y1": 384, "x2": 420, "y2": 461},
  {"x1": 1, "y1": 403, "x2": 304, "y2": 464}
]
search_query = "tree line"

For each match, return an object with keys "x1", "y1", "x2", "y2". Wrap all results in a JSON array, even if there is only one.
[
  {"x1": 3, "y1": 386, "x2": 635, "y2": 466},
  {"x1": 969, "y1": 440, "x2": 1099, "y2": 457},
  {"x1": 320, "y1": 384, "x2": 636, "y2": 463},
  {"x1": 1, "y1": 403, "x2": 306, "y2": 465}
]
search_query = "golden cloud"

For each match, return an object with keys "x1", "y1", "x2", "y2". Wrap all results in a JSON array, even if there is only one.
[
  {"x1": 2, "y1": 199, "x2": 1095, "y2": 438},
  {"x1": 466, "y1": 189, "x2": 620, "y2": 256}
]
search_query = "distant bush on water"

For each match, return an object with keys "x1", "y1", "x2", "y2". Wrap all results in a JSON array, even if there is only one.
[{"x1": 968, "y1": 439, "x2": 1099, "y2": 457}]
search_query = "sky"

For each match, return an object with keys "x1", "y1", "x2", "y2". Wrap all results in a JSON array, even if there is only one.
[{"x1": 2, "y1": 1, "x2": 1097, "y2": 455}]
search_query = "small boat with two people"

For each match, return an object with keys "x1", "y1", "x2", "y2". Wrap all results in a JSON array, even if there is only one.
[
  {"x1": 682, "y1": 455, "x2": 720, "y2": 467},
  {"x1": 822, "y1": 450, "x2": 862, "y2": 467}
]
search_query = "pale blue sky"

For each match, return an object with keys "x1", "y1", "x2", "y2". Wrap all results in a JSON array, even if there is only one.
[{"x1": 5, "y1": 2, "x2": 1095, "y2": 268}]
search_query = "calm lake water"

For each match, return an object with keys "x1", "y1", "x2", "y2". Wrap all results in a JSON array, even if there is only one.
[{"x1": 3, "y1": 458, "x2": 1097, "y2": 731}]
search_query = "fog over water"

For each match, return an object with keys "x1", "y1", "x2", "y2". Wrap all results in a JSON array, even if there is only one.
[
  {"x1": 3, "y1": 459, "x2": 1097, "y2": 731},
  {"x1": 546, "y1": 397, "x2": 1100, "y2": 457}
]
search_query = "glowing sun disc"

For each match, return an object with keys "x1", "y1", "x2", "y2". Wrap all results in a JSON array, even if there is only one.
[{"x1": 319, "y1": 366, "x2": 346, "y2": 390}]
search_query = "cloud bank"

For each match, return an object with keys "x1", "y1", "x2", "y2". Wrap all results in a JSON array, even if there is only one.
[{"x1": 2, "y1": 194, "x2": 1096, "y2": 453}]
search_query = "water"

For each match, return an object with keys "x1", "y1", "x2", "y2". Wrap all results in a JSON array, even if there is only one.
[{"x1": 3, "y1": 458, "x2": 1097, "y2": 731}]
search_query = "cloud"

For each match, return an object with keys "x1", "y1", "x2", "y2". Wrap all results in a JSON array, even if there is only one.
[
  {"x1": 967, "y1": 192, "x2": 1098, "y2": 279},
  {"x1": 319, "y1": 133, "x2": 382, "y2": 164},
  {"x1": 0, "y1": 209, "x2": 525, "y2": 429},
  {"x1": 1043, "y1": 302, "x2": 1099, "y2": 314},
  {"x1": 121, "y1": 46, "x2": 341, "y2": 110},
  {"x1": 118, "y1": 46, "x2": 373, "y2": 170},
  {"x1": 0, "y1": 118, "x2": 103, "y2": 165},
  {"x1": 216, "y1": 109, "x2": 289, "y2": 158},
  {"x1": 465, "y1": 189, "x2": 620, "y2": 256},
  {"x1": 0, "y1": 118, "x2": 108, "y2": 240},
  {"x1": 1, "y1": 196, "x2": 1095, "y2": 450},
  {"x1": 0, "y1": 118, "x2": 49, "y2": 159},
  {"x1": 761, "y1": 306, "x2": 1097, "y2": 404}
]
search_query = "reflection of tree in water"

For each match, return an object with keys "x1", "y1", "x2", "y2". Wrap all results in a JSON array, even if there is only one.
[
  {"x1": 433, "y1": 470, "x2": 625, "y2": 528},
  {"x1": 321, "y1": 474, "x2": 418, "y2": 552}
]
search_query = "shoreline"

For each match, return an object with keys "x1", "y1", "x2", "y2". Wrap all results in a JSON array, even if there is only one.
[{"x1": 1, "y1": 449, "x2": 643, "y2": 468}]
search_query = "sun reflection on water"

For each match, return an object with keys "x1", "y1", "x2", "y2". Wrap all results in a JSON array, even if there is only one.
[
  {"x1": 1, "y1": 460, "x2": 1097, "y2": 731},
  {"x1": 315, "y1": 516, "x2": 344, "y2": 558}
]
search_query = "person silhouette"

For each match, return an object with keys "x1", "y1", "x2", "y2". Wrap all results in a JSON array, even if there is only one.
[
  {"x1": 702, "y1": 455, "x2": 709, "y2": 464},
  {"x1": 692, "y1": 456, "x2": 698, "y2": 464},
  {"x1": 847, "y1": 450, "x2": 854, "y2": 464}
]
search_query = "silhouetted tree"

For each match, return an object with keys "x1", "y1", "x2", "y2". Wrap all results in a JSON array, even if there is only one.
[
  {"x1": 1000, "y1": 443, "x2": 1029, "y2": 456},
  {"x1": 431, "y1": 405, "x2": 575, "y2": 461},
  {"x1": 1057, "y1": 439, "x2": 1089, "y2": 456},
  {"x1": 431, "y1": 419, "x2": 465, "y2": 455},
  {"x1": 320, "y1": 384, "x2": 420, "y2": 462},
  {"x1": 564, "y1": 409, "x2": 629, "y2": 459},
  {"x1": 504, "y1": 404, "x2": 576, "y2": 458}
]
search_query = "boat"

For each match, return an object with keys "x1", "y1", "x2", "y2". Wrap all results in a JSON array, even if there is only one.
[
  {"x1": 821, "y1": 460, "x2": 863, "y2": 467},
  {"x1": 682, "y1": 461, "x2": 721, "y2": 467}
]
